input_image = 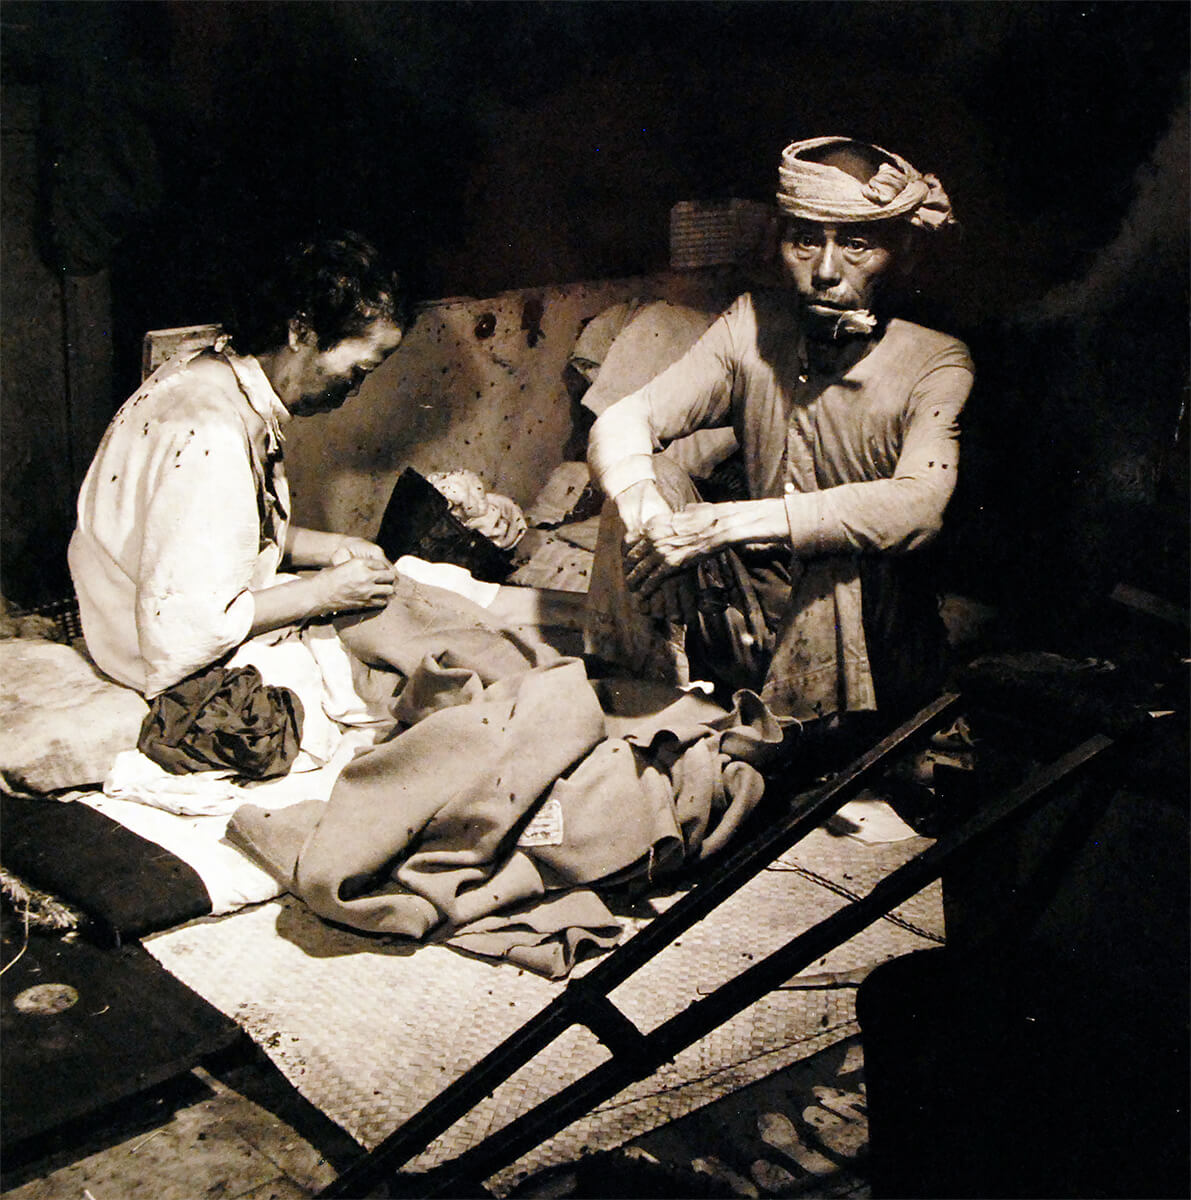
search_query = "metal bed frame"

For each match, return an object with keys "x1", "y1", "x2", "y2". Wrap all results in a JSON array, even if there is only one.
[{"x1": 320, "y1": 690, "x2": 1121, "y2": 1198}]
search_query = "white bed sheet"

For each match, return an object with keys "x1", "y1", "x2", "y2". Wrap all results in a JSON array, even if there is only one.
[{"x1": 79, "y1": 728, "x2": 376, "y2": 915}]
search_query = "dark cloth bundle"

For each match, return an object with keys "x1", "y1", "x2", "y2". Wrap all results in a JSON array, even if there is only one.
[
  {"x1": 138, "y1": 663, "x2": 303, "y2": 779},
  {"x1": 685, "y1": 547, "x2": 783, "y2": 695}
]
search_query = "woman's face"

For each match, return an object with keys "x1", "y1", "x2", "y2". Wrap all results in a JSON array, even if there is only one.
[{"x1": 285, "y1": 319, "x2": 404, "y2": 416}]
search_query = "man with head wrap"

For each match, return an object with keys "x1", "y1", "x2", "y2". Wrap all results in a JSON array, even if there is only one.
[{"x1": 585, "y1": 136, "x2": 973, "y2": 755}]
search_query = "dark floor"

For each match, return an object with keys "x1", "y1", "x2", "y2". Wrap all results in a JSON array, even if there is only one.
[
  {"x1": 0, "y1": 1031, "x2": 872, "y2": 1200},
  {"x1": 0, "y1": 1043, "x2": 357, "y2": 1200},
  {"x1": 4, "y1": 593, "x2": 1185, "y2": 1200}
]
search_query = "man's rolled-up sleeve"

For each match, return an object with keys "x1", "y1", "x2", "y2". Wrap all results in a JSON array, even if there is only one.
[
  {"x1": 783, "y1": 361, "x2": 973, "y2": 555},
  {"x1": 588, "y1": 304, "x2": 740, "y2": 497},
  {"x1": 136, "y1": 420, "x2": 263, "y2": 696}
]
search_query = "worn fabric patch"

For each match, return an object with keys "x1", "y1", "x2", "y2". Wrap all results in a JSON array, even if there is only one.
[{"x1": 0, "y1": 639, "x2": 148, "y2": 794}]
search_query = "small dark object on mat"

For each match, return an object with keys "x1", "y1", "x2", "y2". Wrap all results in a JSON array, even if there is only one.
[
  {"x1": 138, "y1": 662, "x2": 303, "y2": 780},
  {"x1": 377, "y1": 468, "x2": 515, "y2": 583}
]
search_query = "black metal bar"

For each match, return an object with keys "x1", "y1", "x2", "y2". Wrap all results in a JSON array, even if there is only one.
[
  {"x1": 579, "y1": 692, "x2": 962, "y2": 995},
  {"x1": 319, "y1": 693, "x2": 958, "y2": 1199},
  {"x1": 563, "y1": 983, "x2": 650, "y2": 1060},
  {"x1": 398, "y1": 733, "x2": 1116, "y2": 1198}
]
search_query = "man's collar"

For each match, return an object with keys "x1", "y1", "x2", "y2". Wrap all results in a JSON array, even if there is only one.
[{"x1": 802, "y1": 326, "x2": 882, "y2": 379}]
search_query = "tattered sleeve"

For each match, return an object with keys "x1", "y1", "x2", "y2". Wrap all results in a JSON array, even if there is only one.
[
  {"x1": 783, "y1": 353, "x2": 974, "y2": 555},
  {"x1": 135, "y1": 416, "x2": 261, "y2": 696}
]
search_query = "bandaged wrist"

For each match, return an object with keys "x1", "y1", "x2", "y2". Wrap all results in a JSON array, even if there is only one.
[
  {"x1": 597, "y1": 454, "x2": 658, "y2": 500},
  {"x1": 783, "y1": 489, "x2": 829, "y2": 554}
]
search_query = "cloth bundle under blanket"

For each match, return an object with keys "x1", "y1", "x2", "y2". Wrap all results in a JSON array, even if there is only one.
[{"x1": 228, "y1": 586, "x2": 786, "y2": 978}]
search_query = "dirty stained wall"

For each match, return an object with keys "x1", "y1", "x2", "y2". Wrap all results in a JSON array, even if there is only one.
[{"x1": 283, "y1": 272, "x2": 731, "y2": 540}]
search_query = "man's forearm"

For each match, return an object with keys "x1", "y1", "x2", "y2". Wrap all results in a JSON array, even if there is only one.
[{"x1": 699, "y1": 498, "x2": 790, "y2": 549}]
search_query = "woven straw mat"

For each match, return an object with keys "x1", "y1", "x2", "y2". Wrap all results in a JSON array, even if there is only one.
[{"x1": 145, "y1": 825, "x2": 941, "y2": 1194}]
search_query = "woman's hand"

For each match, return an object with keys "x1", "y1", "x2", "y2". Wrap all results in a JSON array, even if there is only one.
[
  {"x1": 329, "y1": 537, "x2": 391, "y2": 567},
  {"x1": 313, "y1": 557, "x2": 396, "y2": 615}
]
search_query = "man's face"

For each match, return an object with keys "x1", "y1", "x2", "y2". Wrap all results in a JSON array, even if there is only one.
[
  {"x1": 286, "y1": 319, "x2": 404, "y2": 416},
  {"x1": 780, "y1": 220, "x2": 898, "y2": 325}
]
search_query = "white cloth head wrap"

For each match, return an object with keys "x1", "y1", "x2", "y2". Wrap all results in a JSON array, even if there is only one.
[{"x1": 777, "y1": 136, "x2": 954, "y2": 231}]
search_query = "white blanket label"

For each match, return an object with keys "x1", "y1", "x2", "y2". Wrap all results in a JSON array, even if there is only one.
[{"x1": 517, "y1": 798, "x2": 564, "y2": 847}]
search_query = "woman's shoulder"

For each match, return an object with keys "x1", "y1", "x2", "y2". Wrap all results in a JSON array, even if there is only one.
[{"x1": 148, "y1": 353, "x2": 256, "y2": 430}]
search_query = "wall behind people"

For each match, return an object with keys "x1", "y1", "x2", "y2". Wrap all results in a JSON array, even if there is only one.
[{"x1": 1, "y1": 1, "x2": 1186, "y2": 616}]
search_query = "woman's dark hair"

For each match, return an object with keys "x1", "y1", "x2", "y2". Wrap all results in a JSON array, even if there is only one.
[{"x1": 223, "y1": 231, "x2": 409, "y2": 356}]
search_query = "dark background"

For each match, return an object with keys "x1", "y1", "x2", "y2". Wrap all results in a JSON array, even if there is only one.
[{"x1": 2, "y1": 0, "x2": 1187, "y2": 634}]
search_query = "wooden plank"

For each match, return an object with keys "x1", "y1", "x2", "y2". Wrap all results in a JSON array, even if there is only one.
[{"x1": 1, "y1": 913, "x2": 242, "y2": 1147}]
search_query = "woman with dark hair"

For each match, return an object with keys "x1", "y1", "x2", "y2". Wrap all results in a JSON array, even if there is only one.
[
  {"x1": 222, "y1": 231, "x2": 411, "y2": 363},
  {"x1": 69, "y1": 232, "x2": 407, "y2": 697}
]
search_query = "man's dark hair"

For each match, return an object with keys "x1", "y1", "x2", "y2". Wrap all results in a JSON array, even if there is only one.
[{"x1": 224, "y1": 231, "x2": 409, "y2": 356}]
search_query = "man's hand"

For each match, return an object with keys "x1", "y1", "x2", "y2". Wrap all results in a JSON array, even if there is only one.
[
  {"x1": 314, "y1": 557, "x2": 396, "y2": 614},
  {"x1": 615, "y1": 479, "x2": 672, "y2": 539},
  {"x1": 625, "y1": 504, "x2": 724, "y2": 600}
]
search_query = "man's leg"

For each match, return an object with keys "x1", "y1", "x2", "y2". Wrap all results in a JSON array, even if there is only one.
[
  {"x1": 582, "y1": 459, "x2": 703, "y2": 685},
  {"x1": 485, "y1": 586, "x2": 588, "y2": 658}
]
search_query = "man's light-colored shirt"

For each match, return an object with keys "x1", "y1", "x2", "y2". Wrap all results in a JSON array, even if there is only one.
[
  {"x1": 587, "y1": 290, "x2": 974, "y2": 717},
  {"x1": 69, "y1": 348, "x2": 291, "y2": 697}
]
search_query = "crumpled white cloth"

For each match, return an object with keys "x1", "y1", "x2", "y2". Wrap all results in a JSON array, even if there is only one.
[
  {"x1": 97, "y1": 556, "x2": 506, "y2": 817},
  {"x1": 394, "y1": 554, "x2": 501, "y2": 608},
  {"x1": 103, "y1": 726, "x2": 381, "y2": 817},
  {"x1": 301, "y1": 620, "x2": 400, "y2": 730},
  {"x1": 104, "y1": 748, "x2": 242, "y2": 815}
]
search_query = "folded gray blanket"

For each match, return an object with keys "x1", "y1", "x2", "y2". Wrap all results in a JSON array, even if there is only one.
[{"x1": 229, "y1": 596, "x2": 784, "y2": 977}]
